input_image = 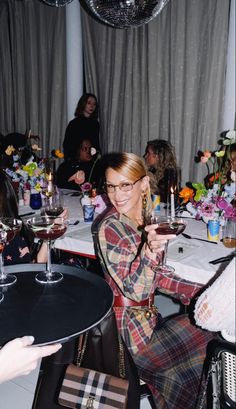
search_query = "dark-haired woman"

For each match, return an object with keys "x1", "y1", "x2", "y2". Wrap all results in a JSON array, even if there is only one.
[
  {"x1": 144, "y1": 139, "x2": 179, "y2": 203},
  {"x1": 0, "y1": 169, "x2": 47, "y2": 264},
  {"x1": 63, "y1": 93, "x2": 100, "y2": 162}
]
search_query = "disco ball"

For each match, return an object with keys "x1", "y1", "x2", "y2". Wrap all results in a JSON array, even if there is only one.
[
  {"x1": 41, "y1": 0, "x2": 73, "y2": 6},
  {"x1": 82, "y1": 0, "x2": 170, "y2": 28}
]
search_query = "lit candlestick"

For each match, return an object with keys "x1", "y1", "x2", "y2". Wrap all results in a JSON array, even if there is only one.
[
  {"x1": 170, "y1": 186, "x2": 175, "y2": 218},
  {"x1": 48, "y1": 172, "x2": 53, "y2": 193}
]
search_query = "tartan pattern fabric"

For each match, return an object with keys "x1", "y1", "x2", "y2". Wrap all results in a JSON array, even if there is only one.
[
  {"x1": 134, "y1": 314, "x2": 214, "y2": 409},
  {"x1": 97, "y1": 208, "x2": 202, "y2": 354},
  {"x1": 58, "y1": 364, "x2": 129, "y2": 409}
]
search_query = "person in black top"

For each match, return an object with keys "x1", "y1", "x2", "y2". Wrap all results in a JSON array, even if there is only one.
[
  {"x1": 63, "y1": 93, "x2": 100, "y2": 161},
  {"x1": 144, "y1": 139, "x2": 179, "y2": 203},
  {"x1": 56, "y1": 137, "x2": 102, "y2": 191}
]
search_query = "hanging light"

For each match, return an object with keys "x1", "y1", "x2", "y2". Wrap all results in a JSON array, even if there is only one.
[
  {"x1": 82, "y1": 0, "x2": 170, "y2": 28},
  {"x1": 41, "y1": 0, "x2": 73, "y2": 7}
]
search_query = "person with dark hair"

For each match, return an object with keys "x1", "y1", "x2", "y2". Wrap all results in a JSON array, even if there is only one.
[
  {"x1": 95, "y1": 152, "x2": 214, "y2": 409},
  {"x1": 144, "y1": 139, "x2": 179, "y2": 203},
  {"x1": 56, "y1": 137, "x2": 102, "y2": 191},
  {"x1": 63, "y1": 93, "x2": 100, "y2": 162},
  {"x1": 0, "y1": 169, "x2": 48, "y2": 264}
]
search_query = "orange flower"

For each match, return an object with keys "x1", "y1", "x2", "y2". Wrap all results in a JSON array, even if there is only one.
[
  {"x1": 203, "y1": 150, "x2": 211, "y2": 158},
  {"x1": 179, "y1": 187, "x2": 194, "y2": 203},
  {"x1": 209, "y1": 172, "x2": 220, "y2": 183}
]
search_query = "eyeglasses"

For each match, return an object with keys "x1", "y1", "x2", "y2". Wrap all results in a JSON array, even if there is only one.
[{"x1": 104, "y1": 177, "x2": 144, "y2": 193}]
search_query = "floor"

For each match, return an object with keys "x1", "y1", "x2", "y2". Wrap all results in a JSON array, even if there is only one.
[{"x1": 0, "y1": 294, "x2": 180, "y2": 409}]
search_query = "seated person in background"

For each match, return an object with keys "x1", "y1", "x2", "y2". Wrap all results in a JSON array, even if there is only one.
[
  {"x1": 56, "y1": 137, "x2": 102, "y2": 191},
  {"x1": 144, "y1": 139, "x2": 179, "y2": 203},
  {"x1": 0, "y1": 169, "x2": 67, "y2": 264},
  {"x1": 95, "y1": 152, "x2": 214, "y2": 409},
  {"x1": 0, "y1": 169, "x2": 46, "y2": 263},
  {"x1": 63, "y1": 93, "x2": 100, "y2": 162},
  {"x1": 0, "y1": 336, "x2": 61, "y2": 384},
  {"x1": 194, "y1": 258, "x2": 235, "y2": 343}
]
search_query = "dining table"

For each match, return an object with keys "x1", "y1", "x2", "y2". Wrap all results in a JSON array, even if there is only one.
[{"x1": 18, "y1": 190, "x2": 235, "y2": 285}]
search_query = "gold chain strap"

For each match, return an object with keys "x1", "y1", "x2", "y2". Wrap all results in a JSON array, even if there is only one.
[
  {"x1": 75, "y1": 330, "x2": 126, "y2": 379},
  {"x1": 117, "y1": 331, "x2": 126, "y2": 379},
  {"x1": 76, "y1": 332, "x2": 89, "y2": 367}
]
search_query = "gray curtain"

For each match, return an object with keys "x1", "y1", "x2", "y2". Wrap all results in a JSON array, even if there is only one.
[
  {"x1": 0, "y1": 0, "x2": 67, "y2": 157},
  {"x1": 81, "y1": 0, "x2": 230, "y2": 185}
]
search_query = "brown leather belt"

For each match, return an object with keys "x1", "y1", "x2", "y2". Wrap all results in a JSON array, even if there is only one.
[{"x1": 113, "y1": 294, "x2": 154, "y2": 307}]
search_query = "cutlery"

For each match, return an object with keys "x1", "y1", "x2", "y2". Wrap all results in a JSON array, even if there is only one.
[
  {"x1": 69, "y1": 220, "x2": 80, "y2": 225},
  {"x1": 209, "y1": 254, "x2": 235, "y2": 265},
  {"x1": 182, "y1": 232, "x2": 218, "y2": 244},
  {"x1": 19, "y1": 212, "x2": 35, "y2": 217}
]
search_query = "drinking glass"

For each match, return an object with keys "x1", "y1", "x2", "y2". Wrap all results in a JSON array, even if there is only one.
[
  {"x1": 222, "y1": 218, "x2": 236, "y2": 249},
  {"x1": 44, "y1": 190, "x2": 64, "y2": 217},
  {"x1": 29, "y1": 191, "x2": 42, "y2": 210},
  {"x1": 0, "y1": 218, "x2": 22, "y2": 286},
  {"x1": 150, "y1": 214, "x2": 186, "y2": 273},
  {"x1": 27, "y1": 216, "x2": 67, "y2": 284}
]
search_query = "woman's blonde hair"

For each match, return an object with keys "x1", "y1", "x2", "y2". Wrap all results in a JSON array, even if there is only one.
[{"x1": 103, "y1": 152, "x2": 152, "y2": 216}]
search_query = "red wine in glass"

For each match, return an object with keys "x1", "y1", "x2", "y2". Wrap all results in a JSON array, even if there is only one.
[
  {"x1": 27, "y1": 216, "x2": 67, "y2": 284},
  {"x1": 45, "y1": 207, "x2": 64, "y2": 217},
  {"x1": 155, "y1": 221, "x2": 186, "y2": 236},
  {"x1": 151, "y1": 216, "x2": 186, "y2": 273},
  {"x1": 0, "y1": 218, "x2": 22, "y2": 287}
]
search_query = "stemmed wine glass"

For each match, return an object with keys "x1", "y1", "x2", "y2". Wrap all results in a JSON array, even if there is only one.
[
  {"x1": 0, "y1": 218, "x2": 22, "y2": 287},
  {"x1": 27, "y1": 216, "x2": 67, "y2": 284},
  {"x1": 44, "y1": 190, "x2": 64, "y2": 217},
  {"x1": 150, "y1": 214, "x2": 187, "y2": 273}
]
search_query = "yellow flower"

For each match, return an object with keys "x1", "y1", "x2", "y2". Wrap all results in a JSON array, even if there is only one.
[
  {"x1": 5, "y1": 145, "x2": 15, "y2": 155},
  {"x1": 179, "y1": 187, "x2": 194, "y2": 203},
  {"x1": 215, "y1": 150, "x2": 225, "y2": 158}
]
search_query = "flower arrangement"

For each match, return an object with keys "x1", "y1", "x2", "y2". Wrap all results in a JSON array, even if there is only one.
[
  {"x1": 179, "y1": 130, "x2": 236, "y2": 222},
  {"x1": 3, "y1": 138, "x2": 64, "y2": 193}
]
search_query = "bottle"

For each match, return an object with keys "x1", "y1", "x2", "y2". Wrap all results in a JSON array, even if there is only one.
[{"x1": 81, "y1": 193, "x2": 92, "y2": 207}]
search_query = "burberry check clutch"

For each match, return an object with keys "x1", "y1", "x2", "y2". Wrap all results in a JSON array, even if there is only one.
[{"x1": 58, "y1": 364, "x2": 129, "y2": 408}]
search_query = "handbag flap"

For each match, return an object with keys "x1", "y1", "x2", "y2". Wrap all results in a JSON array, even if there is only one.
[{"x1": 59, "y1": 364, "x2": 129, "y2": 408}]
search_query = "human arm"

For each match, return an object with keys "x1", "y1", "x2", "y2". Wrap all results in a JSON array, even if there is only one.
[
  {"x1": 68, "y1": 170, "x2": 85, "y2": 185},
  {"x1": 0, "y1": 336, "x2": 61, "y2": 384},
  {"x1": 194, "y1": 259, "x2": 235, "y2": 335},
  {"x1": 98, "y1": 215, "x2": 202, "y2": 304}
]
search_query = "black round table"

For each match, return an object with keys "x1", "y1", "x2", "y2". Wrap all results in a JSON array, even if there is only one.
[{"x1": 0, "y1": 264, "x2": 113, "y2": 346}]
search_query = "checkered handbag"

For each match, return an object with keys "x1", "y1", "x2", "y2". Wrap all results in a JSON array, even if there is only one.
[{"x1": 58, "y1": 332, "x2": 129, "y2": 409}]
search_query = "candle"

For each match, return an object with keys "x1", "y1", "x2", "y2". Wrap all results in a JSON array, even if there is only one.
[
  {"x1": 170, "y1": 186, "x2": 175, "y2": 218},
  {"x1": 48, "y1": 172, "x2": 53, "y2": 193}
]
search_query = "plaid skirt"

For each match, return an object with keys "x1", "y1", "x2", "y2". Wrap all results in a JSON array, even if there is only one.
[{"x1": 133, "y1": 314, "x2": 214, "y2": 409}]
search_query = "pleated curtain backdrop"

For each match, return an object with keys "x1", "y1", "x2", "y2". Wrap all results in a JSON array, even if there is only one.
[
  {"x1": 0, "y1": 0, "x2": 67, "y2": 157},
  {"x1": 80, "y1": 0, "x2": 230, "y2": 184}
]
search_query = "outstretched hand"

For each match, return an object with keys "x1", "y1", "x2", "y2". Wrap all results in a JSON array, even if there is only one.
[
  {"x1": 0, "y1": 336, "x2": 61, "y2": 384},
  {"x1": 68, "y1": 170, "x2": 85, "y2": 185}
]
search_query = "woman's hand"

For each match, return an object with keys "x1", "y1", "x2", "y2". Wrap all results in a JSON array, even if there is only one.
[
  {"x1": 144, "y1": 223, "x2": 176, "y2": 256},
  {"x1": 68, "y1": 170, "x2": 85, "y2": 185},
  {"x1": 0, "y1": 336, "x2": 61, "y2": 384}
]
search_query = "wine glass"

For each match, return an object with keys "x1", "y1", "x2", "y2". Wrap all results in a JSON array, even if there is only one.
[
  {"x1": 222, "y1": 218, "x2": 236, "y2": 248},
  {"x1": 150, "y1": 214, "x2": 187, "y2": 273},
  {"x1": 0, "y1": 218, "x2": 22, "y2": 287},
  {"x1": 26, "y1": 216, "x2": 67, "y2": 284},
  {"x1": 44, "y1": 190, "x2": 64, "y2": 217}
]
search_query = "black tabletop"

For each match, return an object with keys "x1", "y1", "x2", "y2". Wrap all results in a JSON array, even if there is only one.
[{"x1": 0, "y1": 264, "x2": 113, "y2": 346}]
